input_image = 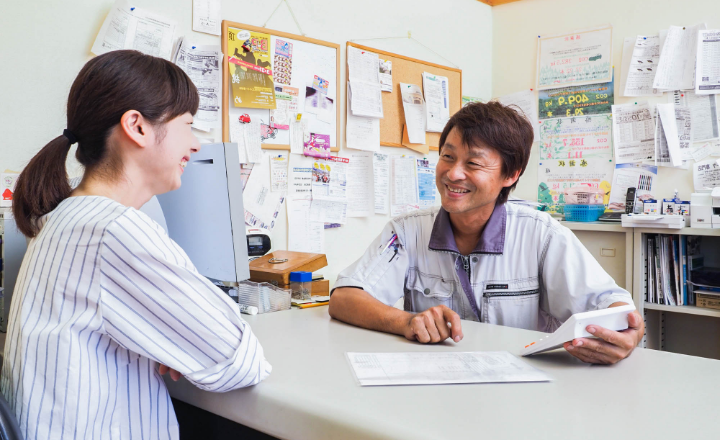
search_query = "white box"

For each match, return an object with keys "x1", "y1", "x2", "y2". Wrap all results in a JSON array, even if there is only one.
[{"x1": 691, "y1": 193, "x2": 713, "y2": 228}]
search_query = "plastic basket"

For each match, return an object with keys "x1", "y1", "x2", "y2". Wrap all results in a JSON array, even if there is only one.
[
  {"x1": 564, "y1": 204, "x2": 605, "y2": 222},
  {"x1": 234, "y1": 281, "x2": 291, "y2": 313}
]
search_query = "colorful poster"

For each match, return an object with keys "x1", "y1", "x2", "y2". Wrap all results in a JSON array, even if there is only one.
[
  {"x1": 538, "y1": 74, "x2": 614, "y2": 119},
  {"x1": 537, "y1": 158, "x2": 614, "y2": 213},
  {"x1": 312, "y1": 75, "x2": 330, "y2": 95},
  {"x1": 539, "y1": 114, "x2": 613, "y2": 160},
  {"x1": 608, "y1": 163, "x2": 657, "y2": 211},
  {"x1": 274, "y1": 38, "x2": 293, "y2": 85},
  {"x1": 304, "y1": 133, "x2": 331, "y2": 159},
  {"x1": 537, "y1": 26, "x2": 613, "y2": 90},
  {"x1": 228, "y1": 28, "x2": 276, "y2": 109},
  {"x1": 270, "y1": 85, "x2": 299, "y2": 130}
]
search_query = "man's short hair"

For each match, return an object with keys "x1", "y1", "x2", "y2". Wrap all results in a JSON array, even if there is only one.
[{"x1": 438, "y1": 101, "x2": 534, "y2": 205}]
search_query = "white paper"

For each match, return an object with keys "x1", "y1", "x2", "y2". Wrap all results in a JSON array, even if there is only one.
[
  {"x1": 287, "y1": 199, "x2": 324, "y2": 254},
  {"x1": 400, "y1": 83, "x2": 426, "y2": 144},
  {"x1": 91, "y1": 0, "x2": 177, "y2": 60},
  {"x1": 270, "y1": 154, "x2": 288, "y2": 192},
  {"x1": 391, "y1": 155, "x2": 419, "y2": 216},
  {"x1": 346, "y1": 152, "x2": 374, "y2": 217},
  {"x1": 192, "y1": 0, "x2": 220, "y2": 36},
  {"x1": 653, "y1": 24, "x2": 707, "y2": 91},
  {"x1": 657, "y1": 103, "x2": 685, "y2": 167},
  {"x1": 312, "y1": 157, "x2": 348, "y2": 202},
  {"x1": 245, "y1": 119, "x2": 264, "y2": 164},
  {"x1": 692, "y1": 142, "x2": 714, "y2": 162},
  {"x1": 373, "y1": 153, "x2": 390, "y2": 215},
  {"x1": 348, "y1": 47, "x2": 380, "y2": 84},
  {"x1": 175, "y1": 41, "x2": 222, "y2": 131},
  {"x1": 619, "y1": 37, "x2": 635, "y2": 98},
  {"x1": 243, "y1": 154, "x2": 285, "y2": 229},
  {"x1": 423, "y1": 72, "x2": 450, "y2": 133},
  {"x1": 310, "y1": 199, "x2": 347, "y2": 224},
  {"x1": 416, "y1": 159, "x2": 437, "y2": 209},
  {"x1": 379, "y1": 59, "x2": 393, "y2": 92},
  {"x1": 671, "y1": 90, "x2": 719, "y2": 141},
  {"x1": 349, "y1": 81, "x2": 383, "y2": 118},
  {"x1": 288, "y1": 154, "x2": 314, "y2": 201},
  {"x1": 346, "y1": 351, "x2": 551, "y2": 387},
  {"x1": 346, "y1": 84, "x2": 380, "y2": 151},
  {"x1": 608, "y1": 163, "x2": 658, "y2": 210},
  {"x1": 271, "y1": 86, "x2": 299, "y2": 130},
  {"x1": 624, "y1": 35, "x2": 662, "y2": 97},
  {"x1": 612, "y1": 103, "x2": 656, "y2": 164},
  {"x1": 497, "y1": 89, "x2": 540, "y2": 140},
  {"x1": 693, "y1": 159, "x2": 720, "y2": 191},
  {"x1": 696, "y1": 30, "x2": 720, "y2": 94},
  {"x1": 290, "y1": 119, "x2": 308, "y2": 155},
  {"x1": 230, "y1": 121, "x2": 248, "y2": 163}
]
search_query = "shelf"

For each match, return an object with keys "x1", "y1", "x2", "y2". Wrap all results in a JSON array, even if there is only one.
[
  {"x1": 560, "y1": 221, "x2": 628, "y2": 232},
  {"x1": 643, "y1": 302, "x2": 720, "y2": 318},
  {"x1": 635, "y1": 227, "x2": 720, "y2": 236}
]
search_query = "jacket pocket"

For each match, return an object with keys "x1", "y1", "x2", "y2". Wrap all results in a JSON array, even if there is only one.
[
  {"x1": 404, "y1": 270, "x2": 455, "y2": 313},
  {"x1": 482, "y1": 277, "x2": 540, "y2": 330}
]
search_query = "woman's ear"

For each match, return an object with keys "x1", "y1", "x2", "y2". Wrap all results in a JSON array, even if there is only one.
[{"x1": 119, "y1": 110, "x2": 152, "y2": 149}]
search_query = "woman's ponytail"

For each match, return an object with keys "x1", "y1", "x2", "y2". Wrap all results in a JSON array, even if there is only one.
[{"x1": 12, "y1": 135, "x2": 73, "y2": 238}]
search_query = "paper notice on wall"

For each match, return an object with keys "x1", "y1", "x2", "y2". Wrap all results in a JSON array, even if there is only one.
[
  {"x1": 174, "y1": 41, "x2": 222, "y2": 131},
  {"x1": 391, "y1": 155, "x2": 419, "y2": 216},
  {"x1": 349, "y1": 81, "x2": 383, "y2": 118},
  {"x1": 274, "y1": 39, "x2": 293, "y2": 86},
  {"x1": 270, "y1": 86, "x2": 299, "y2": 130},
  {"x1": 270, "y1": 154, "x2": 288, "y2": 192},
  {"x1": 287, "y1": 199, "x2": 324, "y2": 254},
  {"x1": 228, "y1": 29, "x2": 276, "y2": 109},
  {"x1": 346, "y1": 152, "x2": 374, "y2": 217},
  {"x1": 653, "y1": 23, "x2": 707, "y2": 91},
  {"x1": 310, "y1": 200, "x2": 347, "y2": 224},
  {"x1": 192, "y1": 0, "x2": 221, "y2": 36},
  {"x1": 611, "y1": 102, "x2": 656, "y2": 164},
  {"x1": 671, "y1": 90, "x2": 719, "y2": 141},
  {"x1": 692, "y1": 142, "x2": 714, "y2": 162},
  {"x1": 539, "y1": 115, "x2": 613, "y2": 160},
  {"x1": 497, "y1": 89, "x2": 540, "y2": 140},
  {"x1": 693, "y1": 159, "x2": 720, "y2": 191},
  {"x1": 0, "y1": 173, "x2": 19, "y2": 208},
  {"x1": 92, "y1": 0, "x2": 178, "y2": 60},
  {"x1": 373, "y1": 153, "x2": 390, "y2": 214},
  {"x1": 310, "y1": 157, "x2": 349, "y2": 224},
  {"x1": 656, "y1": 103, "x2": 686, "y2": 167},
  {"x1": 288, "y1": 154, "x2": 314, "y2": 201},
  {"x1": 230, "y1": 121, "x2": 248, "y2": 163},
  {"x1": 695, "y1": 30, "x2": 720, "y2": 94},
  {"x1": 346, "y1": 84, "x2": 380, "y2": 151},
  {"x1": 400, "y1": 83, "x2": 426, "y2": 144},
  {"x1": 537, "y1": 158, "x2": 614, "y2": 213},
  {"x1": 245, "y1": 119, "x2": 264, "y2": 163},
  {"x1": 348, "y1": 46, "x2": 380, "y2": 83},
  {"x1": 243, "y1": 154, "x2": 285, "y2": 229},
  {"x1": 538, "y1": 75, "x2": 614, "y2": 119},
  {"x1": 423, "y1": 72, "x2": 450, "y2": 133},
  {"x1": 417, "y1": 159, "x2": 437, "y2": 209},
  {"x1": 379, "y1": 59, "x2": 393, "y2": 92},
  {"x1": 608, "y1": 163, "x2": 658, "y2": 211},
  {"x1": 290, "y1": 118, "x2": 308, "y2": 155},
  {"x1": 623, "y1": 35, "x2": 662, "y2": 97}
]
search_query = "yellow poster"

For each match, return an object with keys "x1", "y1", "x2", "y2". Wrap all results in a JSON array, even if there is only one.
[{"x1": 228, "y1": 28, "x2": 276, "y2": 109}]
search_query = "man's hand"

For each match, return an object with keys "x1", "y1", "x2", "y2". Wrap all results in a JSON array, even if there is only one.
[
  {"x1": 404, "y1": 305, "x2": 464, "y2": 343},
  {"x1": 158, "y1": 364, "x2": 183, "y2": 381},
  {"x1": 563, "y1": 307, "x2": 645, "y2": 365}
]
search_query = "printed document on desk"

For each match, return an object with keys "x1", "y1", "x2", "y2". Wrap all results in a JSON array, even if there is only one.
[
  {"x1": 92, "y1": 0, "x2": 177, "y2": 60},
  {"x1": 346, "y1": 352, "x2": 551, "y2": 386}
]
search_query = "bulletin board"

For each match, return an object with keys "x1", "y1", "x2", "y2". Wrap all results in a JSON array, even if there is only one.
[
  {"x1": 346, "y1": 42, "x2": 462, "y2": 151},
  {"x1": 221, "y1": 21, "x2": 341, "y2": 151}
]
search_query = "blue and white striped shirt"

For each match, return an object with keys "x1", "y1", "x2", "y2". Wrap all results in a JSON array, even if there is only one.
[{"x1": 1, "y1": 196, "x2": 271, "y2": 440}]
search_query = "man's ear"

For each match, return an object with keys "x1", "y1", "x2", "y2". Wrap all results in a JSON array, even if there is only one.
[
  {"x1": 503, "y1": 169, "x2": 522, "y2": 188},
  {"x1": 119, "y1": 110, "x2": 152, "y2": 149}
]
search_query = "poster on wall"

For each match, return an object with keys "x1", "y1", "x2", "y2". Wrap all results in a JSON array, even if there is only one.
[
  {"x1": 537, "y1": 158, "x2": 614, "y2": 213},
  {"x1": 227, "y1": 29, "x2": 276, "y2": 109},
  {"x1": 537, "y1": 26, "x2": 613, "y2": 90},
  {"x1": 608, "y1": 163, "x2": 658, "y2": 211},
  {"x1": 539, "y1": 114, "x2": 613, "y2": 160},
  {"x1": 538, "y1": 73, "x2": 614, "y2": 119}
]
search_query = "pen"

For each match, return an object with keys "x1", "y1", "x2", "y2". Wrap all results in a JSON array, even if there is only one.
[
  {"x1": 296, "y1": 302, "x2": 328, "y2": 309},
  {"x1": 381, "y1": 234, "x2": 398, "y2": 254}
]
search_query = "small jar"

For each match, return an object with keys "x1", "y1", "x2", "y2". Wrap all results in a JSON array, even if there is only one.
[{"x1": 289, "y1": 271, "x2": 312, "y2": 300}]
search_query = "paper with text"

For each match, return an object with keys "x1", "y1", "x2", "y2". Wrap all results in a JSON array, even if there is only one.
[
  {"x1": 373, "y1": 153, "x2": 390, "y2": 214},
  {"x1": 696, "y1": 30, "x2": 720, "y2": 94},
  {"x1": 346, "y1": 152, "x2": 374, "y2": 217},
  {"x1": 192, "y1": 0, "x2": 220, "y2": 36},
  {"x1": 423, "y1": 72, "x2": 450, "y2": 133},
  {"x1": 612, "y1": 103, "x2": 656, "y2": 164}
]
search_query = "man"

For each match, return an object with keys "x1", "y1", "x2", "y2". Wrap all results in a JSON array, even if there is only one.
[{"x1": 329, "y1": 101, "x2": 644, "y2": 365}]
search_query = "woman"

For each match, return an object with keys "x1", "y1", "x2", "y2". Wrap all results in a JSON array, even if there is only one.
[{"x1": 0, "y1": 50, "x2": 271, "y2": 440}]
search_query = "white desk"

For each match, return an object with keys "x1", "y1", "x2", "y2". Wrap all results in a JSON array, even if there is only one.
[{"x1": 165, "y1": 307, "x2": 720, "y2": 440}]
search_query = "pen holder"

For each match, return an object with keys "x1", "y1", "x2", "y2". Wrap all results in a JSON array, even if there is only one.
[{"x1": 235, "y1": 280, "x2": 292, "y2": 313}]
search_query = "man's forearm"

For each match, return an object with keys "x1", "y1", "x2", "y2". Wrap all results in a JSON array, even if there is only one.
[{"x1": 328, "y1": 287, "x2": 412, "y2": 336}]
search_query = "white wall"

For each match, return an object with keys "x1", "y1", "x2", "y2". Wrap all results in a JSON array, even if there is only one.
[
  {"x1": 492, "y1": 0, "x2": 720, "y2": 204},
  {"x1": 0, "y1": 0, "x2": 493, "y2": 286}
]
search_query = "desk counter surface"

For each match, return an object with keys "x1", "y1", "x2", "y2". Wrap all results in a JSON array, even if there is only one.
[{"x1": 165, "y1": 307, "x2": 720, "y2": 440}]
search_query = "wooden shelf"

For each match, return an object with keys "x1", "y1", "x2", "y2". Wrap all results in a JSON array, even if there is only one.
[{"x1": 644, "y1": 302, "x2": 720, "y2": 318}]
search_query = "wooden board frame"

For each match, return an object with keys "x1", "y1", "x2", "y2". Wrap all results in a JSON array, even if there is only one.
[
  {"x1": 346, "y1": 42, "x2": 462, "y2": 152},
  {"x1": 221, "y1": 21, "x2": 341, "y2": 151}
]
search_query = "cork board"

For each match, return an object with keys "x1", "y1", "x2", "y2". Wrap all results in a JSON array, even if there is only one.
[{"x1": 346, "y1": 42, "x2": 462, "y2": 151}]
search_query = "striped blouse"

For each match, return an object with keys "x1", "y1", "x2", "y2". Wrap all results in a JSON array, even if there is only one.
[{"x1": 1, "y1": 196, "x2": 271, "y2": 440}]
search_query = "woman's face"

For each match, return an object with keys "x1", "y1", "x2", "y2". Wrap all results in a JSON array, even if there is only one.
[{"x1": 148, "y1": 112, "x2": 201, "y2": 194}]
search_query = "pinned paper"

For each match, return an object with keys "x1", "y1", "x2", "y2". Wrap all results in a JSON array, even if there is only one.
[{"x1": 401, "y1": 125, "x2": 429, "y2": 155}]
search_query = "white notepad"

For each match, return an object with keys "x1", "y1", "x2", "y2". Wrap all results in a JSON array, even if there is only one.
[{"x1": 346, "y1": 351, "x2": 551, "y2": 386}]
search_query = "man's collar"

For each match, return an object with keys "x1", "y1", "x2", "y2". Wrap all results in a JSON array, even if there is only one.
[{"x1": 428, "y1": 204, "x2": 506, "y2": 255}]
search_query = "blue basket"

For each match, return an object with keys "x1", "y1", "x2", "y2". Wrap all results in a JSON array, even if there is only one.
[{"x1": 564, "y1": 204, "x2": 605, "y2": 222}]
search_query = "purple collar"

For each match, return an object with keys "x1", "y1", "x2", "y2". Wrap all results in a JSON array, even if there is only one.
[{"x1": 428, "y1": 204, "x2": 506, "y2": 255}]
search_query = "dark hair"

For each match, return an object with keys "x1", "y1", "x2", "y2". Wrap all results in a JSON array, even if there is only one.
[
  {"x1": 438, "y1": 101, "x2": 534, "y2": 205},
  {"x1": 13, "y1": 50, "x2": 199, "y2": 237}
]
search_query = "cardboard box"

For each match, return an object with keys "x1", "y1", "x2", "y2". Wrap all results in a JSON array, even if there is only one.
[{"x1": 696, "y1": 293, "x2": 720, "y2": 310}]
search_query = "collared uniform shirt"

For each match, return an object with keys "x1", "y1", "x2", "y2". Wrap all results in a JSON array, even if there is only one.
[
  {"x1": 1, "y1": 196, "x2": 271, "y2": 440},
  {"x1": 335, "y1": 203, "x2": 632, "y2": 332}
]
